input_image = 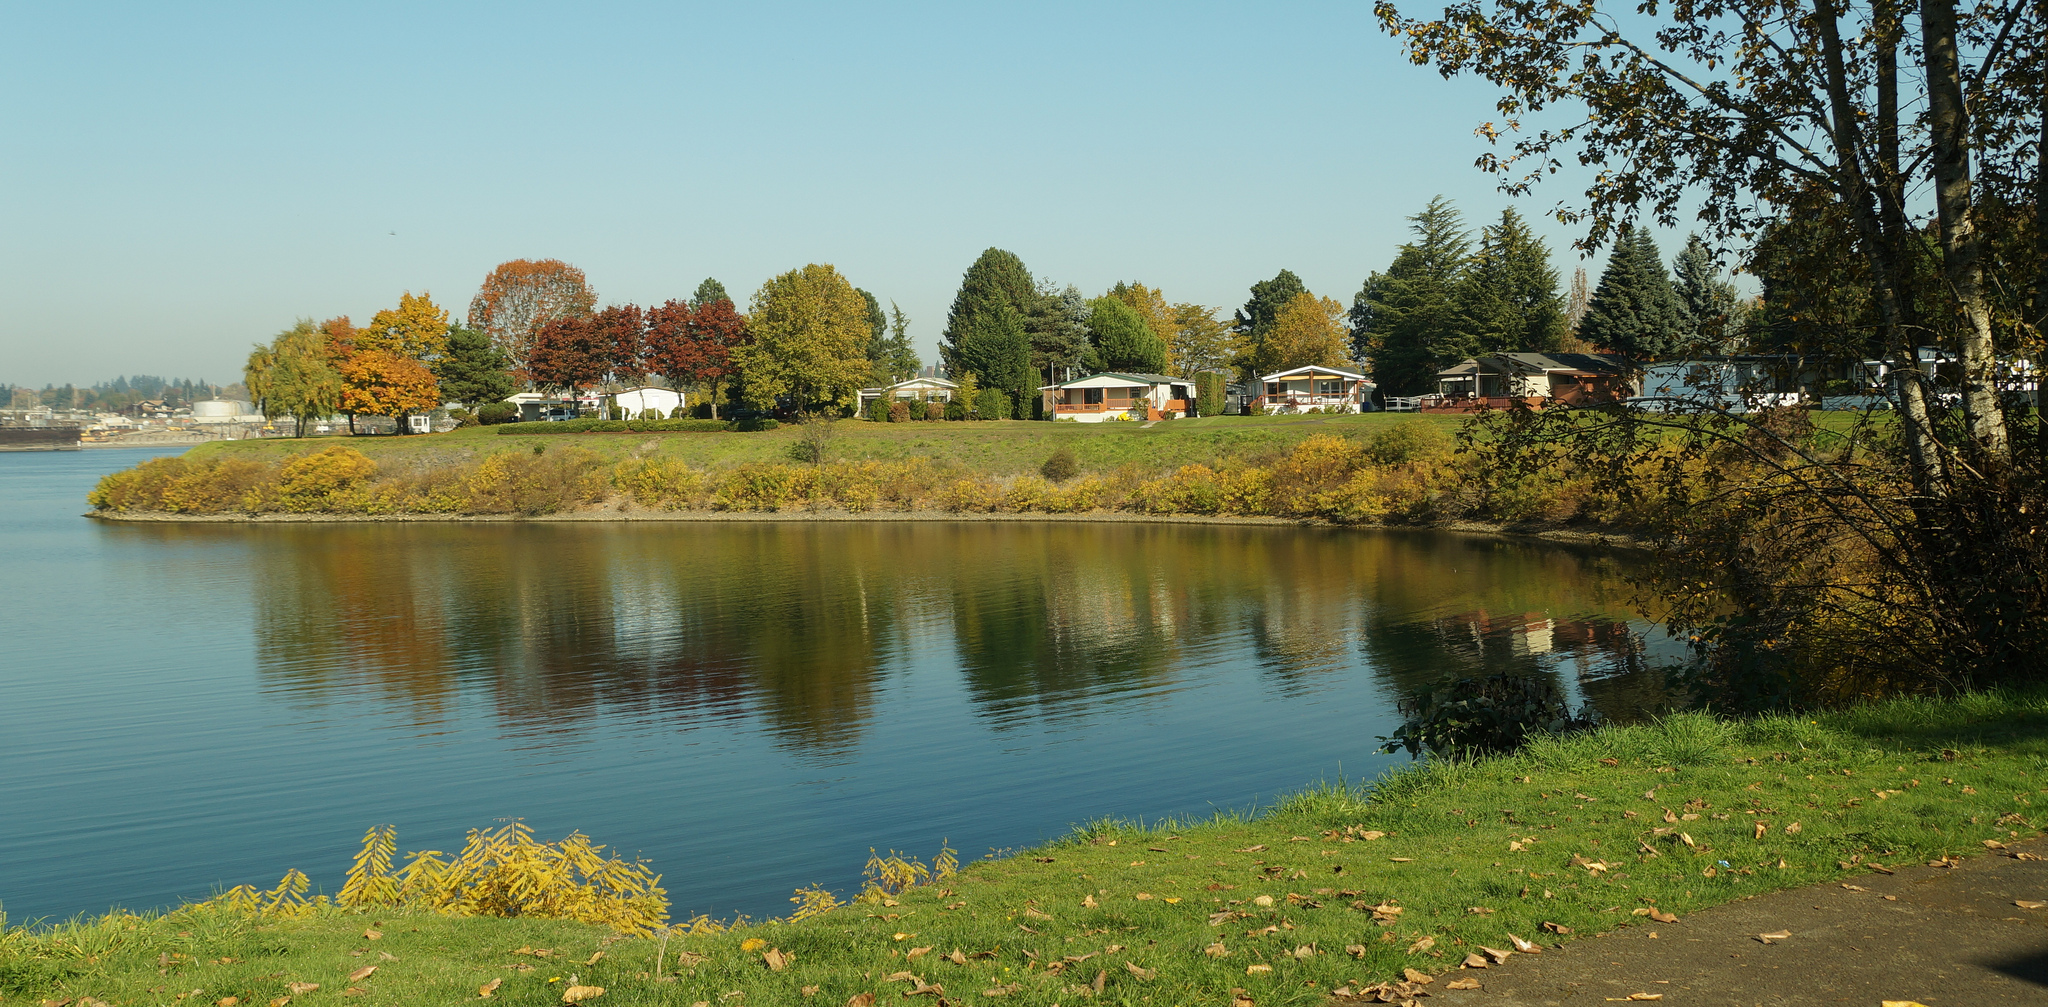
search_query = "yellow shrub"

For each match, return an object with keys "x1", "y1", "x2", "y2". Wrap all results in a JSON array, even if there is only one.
[
  {"x1": 157, "y1": 458, "x2": 273, "y2": 514},
  {"x1": 999, "y1": 476, "x2": 1051, "y2": 513},
  {"x1": 467, "y1": 447, "x2": 607, "y2": 515},
  {"x1": 338, "y1": 822, "x2": 669, "y2": 936},
  {"x1": 271, "y1": 446, "x2": 378, "y2": 512},
  {"x1": 613, "y1": 457, "x2": 705, "y2": 510},
  {"x1": 713, "y1": 463, "x2": 816, "y2": 510},
  {"x1": 1043, "y1": 474, "x2": 1110, "y2": 513},
  {"x1": 1216, "y1": 466, "x2": 1273, "y2": 515},
  {"x1": 1136, "y1": 463, "x2": 1223, "y2": 514},
  {"x1": 1266, "y1": 434, "x2": 1371, "y2": 518},
  {"x1": 813, "y1": 461, "x2": 884, "y2": 512},
  {"x1": 89, "y1": 456, "x2": 192, "y2": 511},
  {"x1": 936, "y1": 476, "x2": 1001, "y2": 512}
]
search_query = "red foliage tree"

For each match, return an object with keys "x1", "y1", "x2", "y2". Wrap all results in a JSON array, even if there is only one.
[
  {"x1": 592, "y1": 304, "x2": 646, "y2": 387},
  {"x1": 467, "y1": 259, "x2": 598, "y2": 376},
  {"x1": 643, "y1": 297, "x2": 749, "y2": 418},
  {"x1": 525, "y1": 316, "x2": 610, "y2": 394}
]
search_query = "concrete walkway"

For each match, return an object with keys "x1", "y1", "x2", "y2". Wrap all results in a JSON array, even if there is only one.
[{"x1": 1429, "y1": 840, "x2": 2048, "y2": 1006}]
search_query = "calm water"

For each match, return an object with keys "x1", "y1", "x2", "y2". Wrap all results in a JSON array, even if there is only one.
[{"x1": 0, "y1": 448, "x2": 1678, "y2": 924}]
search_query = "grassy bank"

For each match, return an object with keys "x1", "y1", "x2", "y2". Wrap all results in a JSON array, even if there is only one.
[{"x1": 10, "y1": 692, "x2": 2045, "y2": 1006}]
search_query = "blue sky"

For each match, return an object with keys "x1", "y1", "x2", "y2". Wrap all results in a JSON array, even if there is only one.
[{"x1": 1, "y1": 1, "x2": 1642, "y2": 386}]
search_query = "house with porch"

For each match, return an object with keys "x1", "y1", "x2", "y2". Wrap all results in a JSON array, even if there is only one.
[
  {"x1": 1253, "y1": 365, "x2": 1376, "y2": 413},
  {"x1": 1427, "y1": 353, "x2": 1637, "y2": 411},
  {"x1": 1041, "y1": 373, "x2": 1194, "y2": 422},
  {"x1": 857, "y1": 375, "x2": 960, "y2": 413}
]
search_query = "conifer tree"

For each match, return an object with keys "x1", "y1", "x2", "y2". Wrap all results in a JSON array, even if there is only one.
[
  {"x1": 1084, "y1": 298, "x2": 1167, "y2": 374},
  {"x1": 1579, "y1": 225, "x2": 1687, "y2": 359},
  {"x1": 1671, "y1": 234, "x2": 1742, "y2": 351},
  {"x1": 1354, "y1": 197, "x2": 1475, "y2": 394},
  {"x1": 691, "y1": 278, "x2": 730, "y2": 308},
  {"x1": 1023, "y1": 280, "x2": 1090, "y2": 382},
  {"x1": 1232, "y1": 270, "x2": 1308, "y2": 378},
  {"x1": 941, "y1": 248, "x2": 1038, "y2": 392},
  {"x1": 1460, "y1": 208, "x2": 1567, "y2": 354},
  {"x1": 952, "y1": 303, "x2": 1034, "y2": 418}
]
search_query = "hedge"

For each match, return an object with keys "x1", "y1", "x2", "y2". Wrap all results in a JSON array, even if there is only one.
[{"x1": 494, "y1": 418, "x2": 777, "y2": 435}]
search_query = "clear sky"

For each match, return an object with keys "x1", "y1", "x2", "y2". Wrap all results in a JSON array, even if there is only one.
[{"x1": 1, "y1": 1, "x2": 1641, "y2": 386}]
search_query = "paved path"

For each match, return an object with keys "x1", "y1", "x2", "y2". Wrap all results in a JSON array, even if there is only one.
[{"x1": 1429, "y1": 840, "x2": 2048, "y2": 1006}]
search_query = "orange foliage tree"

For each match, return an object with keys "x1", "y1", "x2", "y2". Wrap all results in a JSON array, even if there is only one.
[
  {"x1": 339, "y1": 351, "x2": 441, "y2": 433},
  {"x1": 358, "y1": 291, "x2": 451, "y2": 360},
  {"x1": 467, "y1": 260, "x2": 597, "y2": 377}
]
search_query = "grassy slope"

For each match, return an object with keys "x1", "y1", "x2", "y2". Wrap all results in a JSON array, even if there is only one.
[
  {"x1": 183, "y1": 415, "x2": 1469, "y2": 477},
  {"x1": 10, "y1": 692, "x2": 2046, "y2": 1006}
]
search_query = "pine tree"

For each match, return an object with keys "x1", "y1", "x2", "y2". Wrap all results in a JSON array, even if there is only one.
[
  {"x1": 1356, "y1": 196, "x2": 1476, "y2": 395},
  {"x1": 1023, "y1": 280, "x2": 1090, "y2": 382},
  {"x1": 1671, "y1": 234, "x2": 1742, "y2": 351},
  {"x1": 691, "y1": 278, "x2": 730, "y2": 308},
  {"x1": 942, "y1": 248, "x2": 1038, "y2": 384},
  {"x1": 1085, "y1": 298, "x2": 1167, "y2": 374},
  {"x1": 867, "y1": 302, "x2": 921, "y2": 385},
  {"x1": 1459, "y1": 208, "x2": 1567, "y2": 353},
  {"x1": 1579, "y1": 225, "x2": 1687, "y2": 359},
  {"x1": 433, "y1": 322, "x2": 516, "y2": 409},
  {"x1": 952, "y1": 303, "x2": 1034, "y2": 418},
  {"x1": 1232, "y1": 270, "x2": 1307, "y2": 377}
]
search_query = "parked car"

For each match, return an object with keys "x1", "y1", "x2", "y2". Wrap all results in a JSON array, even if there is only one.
[{"x1": 541, "y1": 407, "x2": 577, "y2": 422}]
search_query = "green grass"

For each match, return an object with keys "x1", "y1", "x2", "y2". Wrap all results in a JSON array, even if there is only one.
[
  {"x1": 11, "y1": 692, "x2": 2046, "y2": 1006},
  {"x1": 185, "y1": 413, "x2": 1469, "y2": 478}
]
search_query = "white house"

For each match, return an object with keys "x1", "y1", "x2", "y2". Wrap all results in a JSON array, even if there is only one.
[
  {"x1": 613, "y1": 386, "x2": 685, "y2": 418},
  {"x1": 1255, "y1": 365, "x2": 1375, "y2": 413},
  {"x1": 1040, "y1": 373, "x2": 1194, "y2": 422},
  {"x1": 858, "y1": 376, "x2": 960, "y2": 412}
]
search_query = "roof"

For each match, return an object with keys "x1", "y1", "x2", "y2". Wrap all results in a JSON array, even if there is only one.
[
  {"x1": 1435, "y1": 353, "x2": 1634, "y2": 378},
  {"x1": 1048, "y1": 372, "x2": 1192, "y2": 389},
  {"x1": 1259, "y1": 364, "x2": 1371, "y2": 382},
  {"x1": 886, "y1": 376, "x2": 959, "y2": 390}
]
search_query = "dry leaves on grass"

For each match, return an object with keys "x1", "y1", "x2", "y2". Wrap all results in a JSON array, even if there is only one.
[
  {"x1": 2015, "y1": 900, "x2": 2047, "y2": 910},
  {"x1": 345, "y1": 966, "x2": 377, "y2": 983},
  {"x1": 1507, "y1": 933, "x2": 1543, "y2": 953},
  {"x1": 478, "y1": 978, "x2": 503, "y2": 998},
  {"x1": 285, "y1": 983, "x2": 319, "y2": 996},
  {"x1": 1245, "y1": 963, "x2": 1272, "y2": 974},
  {"x1": 763, "y1": 948, "x2": 793, "y2": 970},
  {"x1": 561, "y1": 985, "x2": 604, "y2": 1003},
  {"x1": 1406, "y1": 936, "x2": 1436, "y2": 954},
  {"x1": 1125, "y1": 962, "x2": 1157, "y2": 980},
  {"x1": 845, "y1": 994, "x2": 876, "y2": 1007},
  {"x1": 980, "y1": 982, "x2": 1022, "y2": 997}
]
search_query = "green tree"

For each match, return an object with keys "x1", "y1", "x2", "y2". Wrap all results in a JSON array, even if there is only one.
[
  {"x1": 1232, "y1": 269, "x2": 1307, "y2": 355},
  {"x1": 864, "y1": 302, "x2": 921, "y2": 385},
  {"x1": 951, "y1": 303, "x2": 1034, "y2": 418},
  {"x1": 1579, "y1": 225, "x2": 1686, "y2": 359},
  {"x1": 1355, "y1": 197, "x2": 1475, "y2": 395},
  {"x1": 941, "y1": 248, "x2": 1037, "y2": 382},
  {"x1": 433, "y1": 322, "x2": 516, "y2": 409},
  {"x1": 1671, "y1": 235, "x2": 1743, "y2": 352},
  {"x1": 1085, "y1": 298, "x2": 1167, "y2": 374},
  {"x1": 1168, "y1": 303, "x2": 1233, "y2": 380},
  {"x1": 245, "y1": 320, "x2": 344, "y2": 437},
  {"x1": 1023, "y1": 280, "x2": 1091, "y2": 382},
  {"x1": 1262, "y1": 291, "x2": 1351, "y2": 371},
  {"x1": 736, "y1": 264, "x2": 873, "y2": 413},
  {"x1": 1460, "y1": 208, "x2": 1567, "y2": 354},
  {"x1": 692, "y1": 278, "x2": 730, "y2": 308}
]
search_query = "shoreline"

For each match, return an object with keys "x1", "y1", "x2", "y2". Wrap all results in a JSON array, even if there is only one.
[{"x1": 85, "y1": 506, "x2": 1654, "y2": 550}]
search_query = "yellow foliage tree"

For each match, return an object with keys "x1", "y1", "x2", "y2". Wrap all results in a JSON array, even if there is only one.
[
  {"x1": 357, "y1": 291, "x2": 452, "y2": 360},
  {"x1": 339, "y1": 350, "x2": 442, "y2": 428},
  {"x1": 736, "y1": 264, "x2": 872, "y2": 412},
  {"x1": 1257, "y1": 290, "x2": 1351, "y2": 373}
]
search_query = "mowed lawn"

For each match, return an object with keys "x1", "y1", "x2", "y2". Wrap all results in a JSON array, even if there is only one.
[{"x1": 186, "y1": 413, "x2": 1472, "y2": 477}]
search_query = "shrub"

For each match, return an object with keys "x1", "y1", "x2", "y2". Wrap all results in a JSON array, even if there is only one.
[
  {"x1": 333, "y1": 822, "x2": 667, "y2": 936},
  {"x1": 1136, "y1": 463, "x2": 1223, "y2": 514},
  {"x1": 691, "y1": 402, "x2": 715, "y2": 419},
  {"x1": 731, "y1": 416, "x2": 779, "y2": 432},
  {"x1": 639, "y1": 408, "x2": 664, "y2": 421},
  {"x1": 160, "y1": 458, "x2": 273, "y2": 514},
  {"x1": 888, "y1": 401, "x2": 911, "y2": 423},
  {"x1": 865, "y1": 397, "x2": 888, "y2": 421},
  {"x1": 1040, "y1": 446, "x2": 1079, "y2": 483},
  {"x1": 1195, "y1": 372, "x2": 1227, "y2": 417},
  {"x1": 712, "y1": 463, "x2": 815, "y2": 510},
  {"x1": 1378, "y1": 673, "x2": 1598, "y2": 760},
  {"x1": 974, "y1": 388, "x2": 1009, "y2": 420},
  {"x1": 89, "y1": 456, "x2": 191, "y2": 511},
  {"x1": 936, "y1": 476, "x2": 1000, "y2": 512},
  {"x1": 1265, "y1": 434, "x2": 1370, "y2": 518},
  {"x1": 945, "y1": 400, "x2": 967, "y2": 421},
  {"x1": 448, "y1": 407, "x2": 479, "y2": 428},
  {"x1": 465, "y1": 447, "x2": 607, "y2": 515},
  {"x1": 1365, "y1": 420, "x2": 1454, "y2": 466},
  {"x1": 271, "y1": 446, "x2": 377, "y2": 512},
  {"x1": 924, "y1": 401, "x2": 945, "y2": 421},
  {"x1": 475, "y1": 402, "x2": 518, "y2": 425},
  {"x1": 612, "y1": 457, "x2": 705, "y2": 509}
]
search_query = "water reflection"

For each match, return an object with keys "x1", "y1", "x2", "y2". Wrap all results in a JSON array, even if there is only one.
[{"x1": 225, "y1": 521, "x2": 1669, "y2": 752}]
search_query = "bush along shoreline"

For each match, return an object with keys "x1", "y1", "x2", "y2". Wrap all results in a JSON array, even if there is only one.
[
  {"x1": 84, "y1": 421, "x2": 1672, "y2": 530},
  {"x1": 5, "y1": 693, "x2": 2045, "y2": 1006}
]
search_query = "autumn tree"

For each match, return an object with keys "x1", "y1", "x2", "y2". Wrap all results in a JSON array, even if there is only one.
[
  {"x1": 433, "y1": 322, "x2": 516, "y2": 409},
  {"x1": 467, "y1": 259, "x2": 597, "y2": 377},
  {"x1": 357, "y1": 291, "x2": 451, "y2": 360},
  {"x1": 592, "y1": 305, "x2": 647, "y2": 387},
  {"x1": 1108, "y1": 282, "x2": 1177, "y2": 370},
  {"x1": 645, "y1": 297, "x2": 749, "y2": 419},
  {"x1": 246, "y1": 320, "x2": 344, "y2": 436},
  {"x1": 737, "y1": 264, "x2": 872, "y2": 413},
  {"x1": 1262, "y1": 291, "x2": 1352, "y2": 371},
  {"x1": 1233, "y1": 269, "x2": 1308, "y2": 351},
  {"x1": 525, "y1": 316, "x2": 610, "y2": 394},
  {"x1": 1167, "y1": 303, "x2": 1233, "y2": 380},
  {"x1": 338, "y1": 351, "x2": 440, "y2": 432}
]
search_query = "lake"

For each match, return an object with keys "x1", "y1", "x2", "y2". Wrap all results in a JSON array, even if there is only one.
[{"x1": 0, "y1": 447, "x2": 1679, "y2": 925}]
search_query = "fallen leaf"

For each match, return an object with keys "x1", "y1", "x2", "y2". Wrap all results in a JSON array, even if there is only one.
[
  {"x1": 479, "y1": 978, "x2": 503, "y2": 998},
  {"x1": 1756, "y1": 930, "x2": 1792, "y2": 943},
  {"x1": 1404, "y1": 967, "x2": 1433, "y2": 984},
  {"x1": 1407, "y1": 936, "x2": 1436, "y2": 954},
  {"x1": 1478, "y1": 945, "x2": 1513, "y2": 964},
  {"x1": 1134, "y1": 892, "x2": 1154, "y2": 900},
  {"x1": 1245, "y1": 964, "x2": 1272, "y2": 974},
  {"x1": 217, "y1": 999, "x2": 240, "y2": 1007},
  {"x1": 341, "y1": 989, "x2": 365, "y2": 998},
  {"x1": 801, "y1": 986, "x2": 819, "y2": 997},
  {"x1": 883, "y1": 972, "x2": 918, "y2": 983},
  {"x1": 1389, "y1": 857, "x2": 1415, "y2": 862},
  {"x1": 1235, "y1": 845, "x2": 1267, "y2": 853},
  {"x1": 346, "y1": 966, "x2": 377, "y2": 983},
  {"x1": 1205, "y1": 941, "x2": 1230, "y2": 958},
  {"x1": 1842, "y1": 884, "x2": 1869, "y2": 892},
  {"x1": 1613, "y1": 995, "x2": 1663, "y2": 1002},
  {"x1": 1786, "y1": 822, "x2": 1802, "y2": 834},
  {"x1": 1880, "y1": 1002, "x2": 1932, "y2": 1007},
  {"x1": 583, "y1": 952, "x2": 605, "y2": 967},
  {"x1": 1023, "y1": 907, "x2": 1054, "y2": 921},
  {"x1": 1252, "y1": 895, "x2": 1274, "y2": 907},
  {"x1": 1446, "y1": 977, "x2": 1481, "y2": 990},
  {"x1": 286, "y1": 984, "x2": 319, "y2": 996},
  {"x1": 2016, "y1": 900, "x2": 2048, "y2": 910},
  {"x1": 270, "y1": 999, "x2": 290, "y2": 1007},
  {"x1": 1983, "y1": 839, "x2": 2006, "y2": 849},
  {"x1": 1345, "y1": 944, "x2": 1368, "y2": 958},
  {"x1": 1165, "y1": 896, "x2": 1182, "y2": 903},
  {"x1": 764, "y1": 949, "x2": 792, "y2": 971},
  {"x1": 1462, "y1": 952, "x2": 1489, "y2": 968},
  {"x1": 1082, "y1": 894, "x2": 1098, "y2": 909},
  {"x1": 1648, "y1": 908, "x2": 1679, "y2": 924},
  {"x1": 1540, "y1": 921, "x2": 1571, "y2": 935},
  {"x1": 562, "y1": 986, "x2": 605, "y2": 1004},
  {"x1": 362, "y1": 930, "x2": 381, "y2": 941},
  {"x1": 979, "y1": 984, "x2": 1021, "y2": 998},
  {"x1": 944, "y1": 949, "x2": 967, "y2": 965},
  {"x1": 1754, "y1": 821, "x2": 1769, "y2": 840},
  {"x1": 846, "y1": 995, "x2": 877, "y2": 1007},
  {"x1": 1508, "y1": 933, "x2": 1542, "y2": 953},
  {"x1": 1124, "y1": 961, "x2": 1156, "y2": 980},
  {"x1": 903, "y1": 980, "x2": 945, "y2": 998}
]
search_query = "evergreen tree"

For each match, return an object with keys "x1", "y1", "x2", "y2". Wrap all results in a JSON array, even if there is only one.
[
  {"x1": 1022, "y1": 281, "x2": 1091, "y2": 382},
  {"x1": 867, "y1": 302, "x2": 921, "y2": 384},
  {"x1": 1579, "y1": 225, "x2": 1687, "y2": 358},
  {"x1": 1232, "y1": 269, "x2": 1307, "y2": 347},
  {"x1": 941, "y1": 248, "x2": 1037, "y2": 383},
  {"x1": 856, "y1": 288, "x2": 912, "y2": 384},
  {"x1": 1460, "y1": 208, "x2": 1567, "y2": 353},
  {"x1": 1671, "y1": 234, "x2": 1742, "y2": 351},
  {"x1": 433, "y1": 322, "x2": 516, "y2": 408},
  {"x1": 1356, "y1": 196, "x2": 1475, "y2": 395},
  {"x1": 692, "y1": 277, "x2": 730, "y2": 308},
  {"x1": 1085, "y1": 298, "x2": 1168, "y2": 373},
  {"x1": 952, "y1": 303, "x2": 1034, "y2": 418}
]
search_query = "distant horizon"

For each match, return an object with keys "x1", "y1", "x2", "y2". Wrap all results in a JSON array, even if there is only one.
[{"x1": 0, "y1": 2, "x2": 1725, "y2": 387}]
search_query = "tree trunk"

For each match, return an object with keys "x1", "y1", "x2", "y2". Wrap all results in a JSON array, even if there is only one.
[
  {"x1": 2035, "y1": 81, "x2": 2048, "y2": 445},
  {"x1": 1920, "y1": 0, "x2": 2011, "y2": 461}
]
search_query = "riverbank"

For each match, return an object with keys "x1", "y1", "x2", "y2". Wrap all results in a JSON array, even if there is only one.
[
  {"x1": 81, "y1": 414, "x2": 1676, "y2": 540},
  {"x1": 9, "y1": 691, "x2": 2044, "y2": 1006}
]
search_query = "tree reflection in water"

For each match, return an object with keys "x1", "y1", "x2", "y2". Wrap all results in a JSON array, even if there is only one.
[{"x1": 229, "y1": 522, "x2": 1677, "y2": 752}]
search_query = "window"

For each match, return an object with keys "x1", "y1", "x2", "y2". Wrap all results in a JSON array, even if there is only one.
[
  {"x1": 1266, "y1": 383, "x2": 1281, "y2": 396},
  {"x1": 1316, "y1": 380, "x2": 1342, "y2": 395},
  {"x1": 1084, "y1": 388, "x2": 1103, "y2": 404}
]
